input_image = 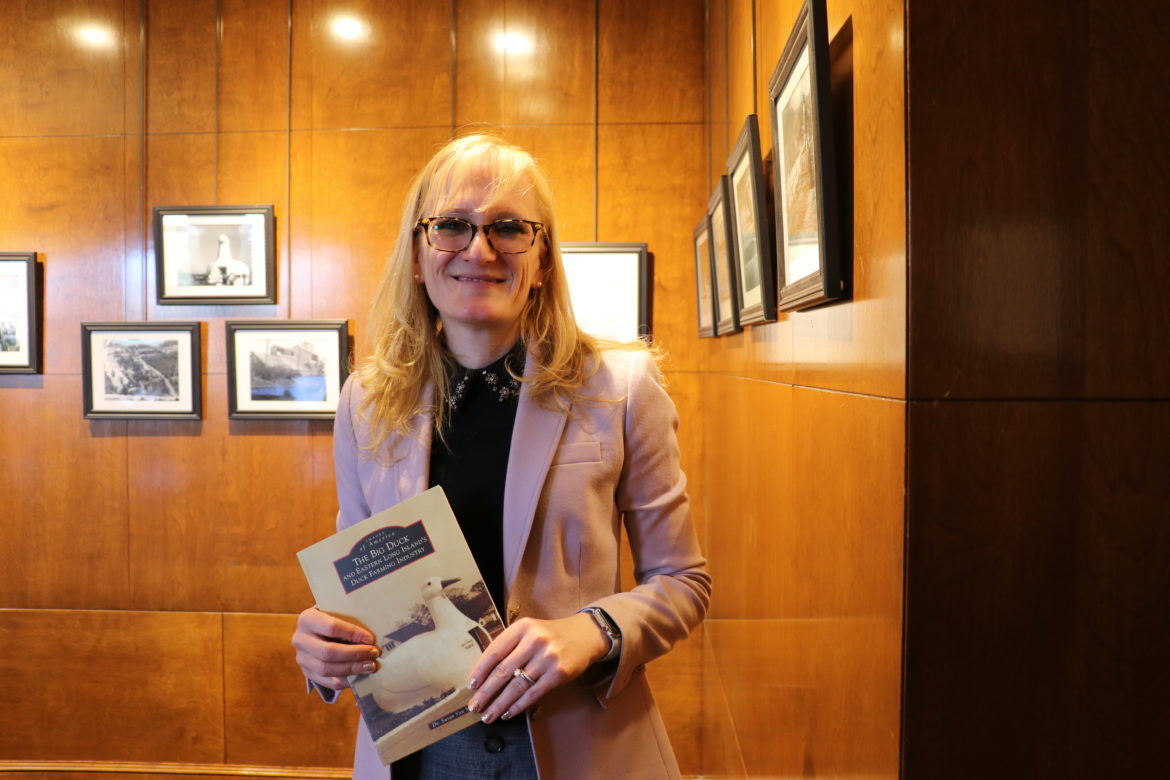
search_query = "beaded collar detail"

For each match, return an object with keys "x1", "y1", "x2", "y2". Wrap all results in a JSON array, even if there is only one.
[{"x1": 446, "y1": 342, "x2": 525, "y2": 411}]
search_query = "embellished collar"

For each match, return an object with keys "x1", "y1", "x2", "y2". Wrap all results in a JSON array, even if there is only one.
[{"x1": 445, "y1": 341, "x2": 526, "y2": 411}]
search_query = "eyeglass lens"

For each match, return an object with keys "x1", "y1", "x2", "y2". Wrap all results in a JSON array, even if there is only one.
[{"x1": 426, "y1": 218, "x2": 536, "y2": 253}]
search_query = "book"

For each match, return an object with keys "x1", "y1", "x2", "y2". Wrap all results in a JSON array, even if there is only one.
[{"x1": 297, "y1": 486, "x2": 504, "y2": 765}]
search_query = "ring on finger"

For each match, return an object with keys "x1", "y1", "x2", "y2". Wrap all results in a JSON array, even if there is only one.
[{"x1": 513, "y1": 667, "x2": 537, "y2": 686}]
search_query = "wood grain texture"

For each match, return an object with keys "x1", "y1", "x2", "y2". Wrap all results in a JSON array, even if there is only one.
[
  {"x1": 219, "y1": 0, "x2": 290, "y2": 132},
  {"x1": 598, "y1": 0, "x2": 704, "y2": 124},
  {"x1": 905, "y1": 399, "x2": 1170, "y2": 779},
  {"x1": 707, "y1": 0, "x2": 730, "y2": 190},
  {"x1": 0, "y1": 0, "x2": 129, "y2": 137},
  {"x1": 223, "y1": 613, "x2": 359, "y2": 767},
  {"x1": 455, "y1": 0, "x2": 595, "y2": 127},
  {"x1": 501, "y1": 124, "x2": 596, "y2": 242},
  {"x1": 145, "y1": 0, "x2": 216, "y2": 134},
  {"x1": 726, "y1": 0, "x2": 756, "y2": 132},
  {"x1": 0, "y1": 609, "x2": 224, "y2": 762}
]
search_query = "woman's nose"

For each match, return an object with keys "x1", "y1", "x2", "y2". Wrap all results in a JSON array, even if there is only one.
[{"x1": 461, "y1": 227, "x2": 497, "y2": 262}]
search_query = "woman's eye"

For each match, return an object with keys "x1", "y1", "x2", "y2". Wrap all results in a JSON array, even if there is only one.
[
  {"x1": 492, "y1": 221, "x2": 527, "y2": 237},
  {"x1": 433, "y1": 219, "x2": 467, "y2": 234}
]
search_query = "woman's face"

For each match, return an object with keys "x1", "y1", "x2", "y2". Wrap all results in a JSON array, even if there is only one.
[{"x1": 413, "y1": 172, "x2": 545, "y2": 347}]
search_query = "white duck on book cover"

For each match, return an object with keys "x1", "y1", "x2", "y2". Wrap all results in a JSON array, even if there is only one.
[{"x1": 297, "y1": 486, "x2": 504, "y2": 765}]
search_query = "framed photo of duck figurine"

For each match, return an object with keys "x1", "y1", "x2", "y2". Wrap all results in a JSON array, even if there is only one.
[
  {"x1": 226, "y1": 320, "x2": 349, "y2": 420},
  {"x1": 768, "y1": 0, "x2": 845, "y2": 311},
  {"x1": 153, "y1": 205, "x2": 276, "y2": 305},
  {"x1": 0, "y1": 252, "x2": 41, "y2": 374},
  {"x1": 727, "y1": 115, "x2": 777, "y2": 326},
  {"x1": 82, "y1": 322, "x2": 202, "y2": 419},
  {"x1": 560, "y1": 243, "x2": 650, "y2": 342}
]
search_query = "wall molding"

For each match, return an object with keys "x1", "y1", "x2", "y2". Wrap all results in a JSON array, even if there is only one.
[{"x1": 0, "y1": 761, "x2": 347, "y2": 778}]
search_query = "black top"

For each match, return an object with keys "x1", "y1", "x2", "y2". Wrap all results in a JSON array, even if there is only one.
[{"x1": 427, "y1": 343, "x2": 525, "y2": 615}]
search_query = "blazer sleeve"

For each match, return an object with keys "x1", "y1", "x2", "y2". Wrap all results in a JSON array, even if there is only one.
[
  {"x1": 334, "y1": 374, "x2": 372, "y2": 530},
  {"x1": 586, "y1": 351, "x2": 712, "y2": 702}
]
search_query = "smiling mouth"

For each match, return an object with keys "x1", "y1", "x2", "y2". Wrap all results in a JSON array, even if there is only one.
[{"x1": 451, "y1": 274, "x2": 505, "y2": 283}]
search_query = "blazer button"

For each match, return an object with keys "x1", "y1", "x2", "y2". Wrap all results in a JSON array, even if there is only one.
[{"x1": 484, "y1": 735, "x2": 505, "y2": 754}]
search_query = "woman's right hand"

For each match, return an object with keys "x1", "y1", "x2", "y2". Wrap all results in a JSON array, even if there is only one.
[{"x1": 292, "y1": 607, "x2": 382, "y2": 691}]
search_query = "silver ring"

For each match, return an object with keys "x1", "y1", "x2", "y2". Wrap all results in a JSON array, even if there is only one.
[{"x1": 513, "y1": 667, "x2": 537, "y2": 686}]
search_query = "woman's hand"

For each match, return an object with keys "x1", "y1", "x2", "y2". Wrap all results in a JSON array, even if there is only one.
[
  {"x1": 466, "y1": 613, "x2": 610, "y2": 723},
  {"x1": 292, "y1": 607, "x2": 382, "y2": 691}
]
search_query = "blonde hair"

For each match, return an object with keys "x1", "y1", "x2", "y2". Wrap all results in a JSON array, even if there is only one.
[{"x1": 356, "y1": 133, "x2": 645, "y2": 457}]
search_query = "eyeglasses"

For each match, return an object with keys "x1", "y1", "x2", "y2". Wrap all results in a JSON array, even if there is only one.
[{"x1": 416, "y1": 216, "x2": 544, "y2": 254}]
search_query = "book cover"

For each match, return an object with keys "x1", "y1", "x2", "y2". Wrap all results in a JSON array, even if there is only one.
[{"x1": 297, "y1": 486, "x2": 504, "y2": 765}]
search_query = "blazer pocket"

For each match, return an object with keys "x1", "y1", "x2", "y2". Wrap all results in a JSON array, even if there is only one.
[{"x1": 551, "y1": 440, "x2": 602, "y2": 466}]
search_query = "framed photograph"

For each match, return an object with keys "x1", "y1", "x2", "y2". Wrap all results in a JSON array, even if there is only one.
[
  {"x1": 153, "y1": 205, "x2": 276, "y2": 305},
  {"x1": 0, "y1": 252, "x2": 41, "y2": 374},
  {"x1": 693, "y1": 217, "x2": 717, "y2": 338},
  {"x1": 560, "y1": 243, "x2": 650, "y2": 341},
  {"x1": 727, "y1": 114, "x2": 777, "y2": 326},
  {"x1": 708, "y1": 176, "x2": 742, "y2": 336},
  {"x1": 768, "y1": 0, "x2": 844, "y2": 311},
  {"x1": 82, "y1": 322, "x2": 201, "y2": 420},
  {"x1": 226, "y1": 320, "x2": 349, "y2": 420}
]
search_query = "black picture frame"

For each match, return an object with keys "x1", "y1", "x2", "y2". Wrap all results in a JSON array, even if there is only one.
[
  {"x1": 727, "y1": 114, "x2": 777, "y2": 326},
  {"x1": 560, "y1": 242, "x2": 651, "y2": 341},
  {"x1": 708, "y1": 176, "x2": 742, "y2": 336},
  {"x1": 767, "y1": 0, "x2": 844, "y2": 311},
  {"x1": 0, "y1": 252, "x2": 42, "y2": 374},
  {"x1": 153, "y1": 204, "x2": 276, "y2": 305},
  {"x1": 226, "y1": 320, "x2": 350, "y2": 420},
  {"x1": 693, "y1": 217, "x2": 717, "y2": 338},
  {"x1": 82, "y1": 322, "x2": 202, "y2": 420}
]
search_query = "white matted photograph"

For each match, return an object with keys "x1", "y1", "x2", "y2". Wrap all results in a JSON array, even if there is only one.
[
  {"x1": 154, "y1": 205, "x2": 276, "y2": 305},
  {"x1": 0, "y1": 252, "x2": 40, "y2": 374},
  {"x1": 82, "y1": 322, "x2": 201, "y2": 419},
  {"x1": 226, "y1": 320, "x2": 349, "y2": 420},
  {"x1": 560, "y1": 243, "x2": 650, "y2": 342}
]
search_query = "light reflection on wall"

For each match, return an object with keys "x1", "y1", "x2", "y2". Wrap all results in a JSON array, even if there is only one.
[
  {"x1": 492, "y1": 30, "x2": 549, "y2": 117},
  {"x1": 330, "y1": 15, "x2": 369, "y2": 43},
  {"x1": 72, "y1": 22, "x2": 116, "y2": 50}
]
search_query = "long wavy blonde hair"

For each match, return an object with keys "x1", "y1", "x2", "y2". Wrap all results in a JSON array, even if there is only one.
[{"x1": 356, "y1": 133, "x2": 637, "y2": 457}]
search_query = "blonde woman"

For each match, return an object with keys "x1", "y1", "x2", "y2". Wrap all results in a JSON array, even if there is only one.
[{"x1": 292, "y1": 134, "x2": 710, "y2": 779}]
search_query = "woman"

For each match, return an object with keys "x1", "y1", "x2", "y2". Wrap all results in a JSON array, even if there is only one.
[{"x1": 292, "y1": 134, "x2": 710, "y2": 779}]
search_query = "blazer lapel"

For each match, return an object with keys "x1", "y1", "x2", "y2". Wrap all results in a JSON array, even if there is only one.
[{"x1": 502, "y1": 352, "x2": 567, "y2": 592}]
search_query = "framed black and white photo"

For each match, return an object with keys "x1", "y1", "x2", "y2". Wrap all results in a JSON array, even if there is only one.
[
  {"x1": 727, "y1": 115, "x2": 777, "y2": 325},
  {"x1": 154, "y1": 205, "x2": 276, "y2": 305},
  {"x1": 693, "y1": 217, "x2": 717, "y2": 338},
  {"x1": 560, "y1": 243, "x2": 650, "y2": 342},
  {"x1": 226, "y1": 320, "x2": 349, "y2": 420},
  {"x1": 82, "y1": 322, "x2": 201, "y2": 419},
  {"x1": 0, "y1": 252, "x2": 41, "y2": 374},
  {"x1": 768, "y1": 0, "x2": 844, "y2": 311},
  {"x1": 708, "y1": 176, "x2": 742, "y2": 336}
]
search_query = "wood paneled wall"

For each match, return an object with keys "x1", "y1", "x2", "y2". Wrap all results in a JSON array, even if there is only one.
[
  {"x1": 903, "y1": 1, "x2": 1170, "y2": 777},
  {"x1": 0, "y1": 0, "x2": 709, "y2": 774},
  {"x1": 697, "y1": 0, "x2": 905, "y2": 777}
]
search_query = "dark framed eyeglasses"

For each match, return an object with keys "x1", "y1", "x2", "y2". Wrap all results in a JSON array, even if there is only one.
[{"x1": 416, "y1": 216, "x2": 544, "y2": 254}]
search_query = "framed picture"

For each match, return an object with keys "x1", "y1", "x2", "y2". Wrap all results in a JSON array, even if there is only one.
[
  {"x1": 226, "y1": 320, "x2": 349, "y2": 420},
  {"x1": 560, "y1": 243, "x2": 650, "y2": 341},
  {"x1": 82, "y1": 322, "x2": 201, "y2": 420},
  {"x1": 727, "y1": 114, "x2": 777, "y2": 326},
  {"x1": 693, "y1": 217, "x2": 717, "y2": 338},
  {"x1": 768, "y1": 0, "x2": 844, "y2": 311},
  {"x1": 0, "y1": 252, "x2": 41, "y2": 374},
  {"x1": 708, "y1": 176, "x2": 742, "y2": 336},
  {"x1": 153, "y1": 205, "x2": 276, "y2": 305}
]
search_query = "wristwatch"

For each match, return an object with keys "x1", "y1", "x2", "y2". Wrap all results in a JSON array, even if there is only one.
[{"x1": 580, "y1": 606, "x2": 622, "y2": 663}]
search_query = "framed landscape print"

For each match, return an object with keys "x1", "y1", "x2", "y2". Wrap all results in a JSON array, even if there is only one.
[
  {"x1": 226, "y1": 320, "x2": 349, "y2": 420},
  {"x1": 727, "y1": 115, "x2": 777, "y2": 326},
  {"x1": 82, "y1": 322, "x2": 201, "y2": 419},
  {"x1": 768, "y1": 0, "x2": 844, "y2": 311},
  {"x1": 0, "y1": 252, "x2": 41, "y2": 374},
  {"x1": 560, "y1": 243, "x2": 651, "y2": 342},
  {"x1": 154, "y1": 205, "x2": 276, "y2": 305},
  {"x1": 693, "y1": 217, "x2": 717, "y2": 338},
  {"x1": 708, "y1": 176, "x2": 742, "y2": 336}
]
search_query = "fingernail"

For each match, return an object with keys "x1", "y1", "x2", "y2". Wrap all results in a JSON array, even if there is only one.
[
  {"x1": 467, "y1": 699, "x2": 479, "y2": 713},
  {"x1": 481, "y1": 712, "x2": 493, "y2": 724},
  {"x1": 360, "y1": 662, "x2": 376, "y2": 674},
  {"x1": 369, "y1": 648, "x2": 381, "y2": 660},
  {"x1": 467, "y1": 677, "x2": 477, "y2": 689},
  {"x1": 502, "y1": 710, "x2": 512, "y2": 720}
]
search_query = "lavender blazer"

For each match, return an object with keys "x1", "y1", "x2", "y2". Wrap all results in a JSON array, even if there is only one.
[{"x1": 330, "y1": 348, "x2": 711, "y2": 779}]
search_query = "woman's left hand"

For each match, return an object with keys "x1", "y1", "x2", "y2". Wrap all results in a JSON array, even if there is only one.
[{"x1": 467, "y1": 613, "x2": 610, "y2": 723}]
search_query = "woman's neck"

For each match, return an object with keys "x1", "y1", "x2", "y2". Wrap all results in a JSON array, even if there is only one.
[{"x1": 441, "y1": 322, "x2": 521, "y2": 369}]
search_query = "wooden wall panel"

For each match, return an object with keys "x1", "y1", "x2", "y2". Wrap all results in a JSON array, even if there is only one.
[
  {"x1": 0, "y1": 377, "x2": 130, "y2": 609},
  {"x1": 145, "y1": 0, "x2": 216, "y2": 134},
  {"x1": 0, "y1": 609, "x2": 224, "y2": 762},
  {"x1": 707, "y1": 0, "x2": 730, "y2": 190},
  {"x1": 598, "y1": 0, "x2": 704, "y2": 124},
  {"x1": 224, "y1": 613, "x2": 358, "y2": 767},
  {"x1": 0, "y1": 0, "x2": 129, "y2": 137},
  {"x1": 905, "y1": 400, "x2": 1170, "y2": 778},
  {"x1": 726, "y1": 0, "x2": 756, "y2": 136},
  {"x1": 502, "y1": 125, "x2": 596, "y2": 242},
  {"x1": 219, "y1": 0, "x2": 290, "y2": 132},
  {"x1": 0, "y1": 136, "x2": 129, "y2": 374},
  {"x1": 290, "y1": 0, "x2": 450, "y2": 131},
  {"x1": 456, "y1": 0, "x2": 595, "y2": 127}
]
